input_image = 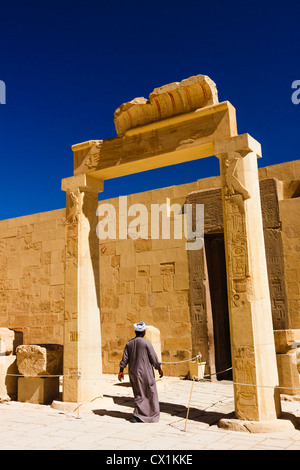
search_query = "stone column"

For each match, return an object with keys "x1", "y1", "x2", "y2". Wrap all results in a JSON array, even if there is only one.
[
  {"x1": 61, "y1": 174, "x2": 103, "y2": 404},
  {"x1": 215, "y1": 134, "x2": 284, "y2": 428}
]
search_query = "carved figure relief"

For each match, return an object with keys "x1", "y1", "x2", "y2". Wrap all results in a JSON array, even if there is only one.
[
  {"x1": 224, "y1": 154, "x2": 251, "y2": 213},
  {"x1": 66, "y1": 190, "x2": 82, "y2": 224},
  {"x1": 83, "y1": 141, "x2": 102, "y2": 171},
  {"x1": 225, "y1": 155, "x2": 251, "y2": 200},
  {"x1": 75, "y1": 140, "x2": 103, "y2": 175},
  {"x1": 233, "y1": 346, "x2": 258, "y2": 417},
  {"x1": 224, "y1": 198, "x2": 251, "y2": 308}
]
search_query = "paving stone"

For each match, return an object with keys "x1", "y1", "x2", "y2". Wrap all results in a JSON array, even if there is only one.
[{"x1": 0, "y1": 375, "x2": 300, "y2": 450}]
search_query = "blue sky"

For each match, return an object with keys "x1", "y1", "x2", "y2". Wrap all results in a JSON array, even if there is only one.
[{"x1": 0, "y1": 0, "x2": 299, "y2": 220}]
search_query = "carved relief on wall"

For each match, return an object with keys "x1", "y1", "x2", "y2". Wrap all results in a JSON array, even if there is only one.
[
  {"x1": 82, "y1": 141, "x2": 102, "y2": 172},
  {"x1": 188, "y1": 250, "x2": 210, "y2": 359},
  {"x1": 233, "y1": 346, "x2": 258, "y2": 419},
  {"x1": 0, "y1": 240, "x2": 6, "y2": 256},
  {"x1": 224, "y1": 197, "x2": 252, "y2": 309},
  {"x1": 186, "y1": 178, "x2": 289, "y2": 364},
  {"x1": 260, "y1": 178, "x2": 289, "y2": 329},
  {"x1": 74, "y1": 140, "x2": 103, "y2": 175},
  {"x1": 66, "y1": 190, "x2": 82, "y2": 225},
  {"x1": 223, "y1": 152, "x2": 251, "y2": 213},
  {"x1": 264, "y1": 228, "x2": 289, "y2": 329}
]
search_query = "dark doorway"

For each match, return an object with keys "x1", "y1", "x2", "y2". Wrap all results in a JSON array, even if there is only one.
[{"x1": 205, "y1": 233, "x2": 232, "y2": 380}]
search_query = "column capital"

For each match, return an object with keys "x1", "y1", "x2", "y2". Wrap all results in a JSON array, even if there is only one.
[
  {"x1": 61, "y1": 174, "x2": 104, "y2": 193},
  {"x1": 214, "y1": 133, "x2": 262, "y2": 158}
]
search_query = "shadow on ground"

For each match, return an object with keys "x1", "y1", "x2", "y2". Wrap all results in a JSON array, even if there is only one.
[{"x1": 92, "y1": 394, "x2": 235, "y2": 425}]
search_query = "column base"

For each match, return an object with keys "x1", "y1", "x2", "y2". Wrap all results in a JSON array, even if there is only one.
[
  {"x1": 218, "y1": 412, "x2": 299, "y2": 433},
  {"x1": 51, "y1": 396, "x2": 115, "y2": 413}
]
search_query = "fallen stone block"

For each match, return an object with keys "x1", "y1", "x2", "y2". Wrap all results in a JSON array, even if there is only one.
[{"x1": 16, "y1": 344, "x2": 63, "y2": 377}]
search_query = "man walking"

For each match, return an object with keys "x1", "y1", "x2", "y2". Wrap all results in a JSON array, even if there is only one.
[{"x1": 118, "y1": 322, "x2": 163, "y2": 423}]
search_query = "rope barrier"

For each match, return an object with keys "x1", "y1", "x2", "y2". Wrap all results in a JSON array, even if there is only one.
[
  {"x1": 0, "y1": 373, "x2": 71, "y2": 378},
  {"x1": 161, "y1": 354, "x2": 202, "y2": 364},
  {"x1": 1, "y1": 349, "x2": 300, "y2": 425},
  {"x1": 1, "y1": 365, "x2": 300, "y2": 390},
  {"x1": 1, "y1": 361, "x2": 300, "y2": 426}
]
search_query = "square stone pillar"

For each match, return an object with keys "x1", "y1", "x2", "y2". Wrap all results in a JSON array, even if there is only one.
[
  {"x1": 61, "y1": 174, "x2": 103, "y2": 403},
  {"x1": 215, "y1": 134, "x2": 281, "y2": 423}
]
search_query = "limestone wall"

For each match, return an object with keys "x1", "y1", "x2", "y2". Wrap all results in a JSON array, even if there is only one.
[
  {"x1": 100, "y1": 182, "x2": 196, "y2": 376},
  {"x1": 0, "y1": 210, "x2": 65, "y2": 345},
  {"x1": 259, "y1": 159, "x2": 300, "y2": 329},
  {"x1": 280, "y1": 198, "x2": 300, "y2": 329}
]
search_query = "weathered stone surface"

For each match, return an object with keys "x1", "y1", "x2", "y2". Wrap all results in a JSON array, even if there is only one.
[
  {"x1": 218, "y1": 415, "x2": 297, "y2": 433},
  {"x1": 73, "y1": 101, "x2": 237, "y2": 179},
  {"x1": 18, "y1": 377, "x2": 59, "y2": 404},
  {"x1": 274, "y1": 329, "x2": 300, "y2": 354},
  {"x1": 0, "y1": 355, "x2": 18, "y2": 401},
  {"x1": 0, "y1": 209, "x2": 65, "y2": 347},
  {"x1": 61, "y1": 177, "x2": 102, "y2": 403},
  {"x1": 0, "y1": 328, "x2": 23, "y2": 355},
  {"x1": 114, "y1": 75, "x2": 219, "y2": 135},
  {"x1": 279, "y1": 197, "x2": 300, "y2": 329},
  {"x1": 216, "y1": 135, "x2": 280, "y2": 422},
  {"x1": 16, "y1": 344, "x2": 63, "y2": 377},
  {"x1": 146, "y1": 325, "x2": 162, "y2": 382},
  {"x1": 274, "y1": 329, "x2": 300, "y2": 395}
]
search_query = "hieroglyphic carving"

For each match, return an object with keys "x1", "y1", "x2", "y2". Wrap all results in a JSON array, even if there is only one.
[
  {"x1": 186, "y1": 178, "x2": 289, "y2": 360},
  {"x1": 186, "y1": 189, "x2": 223, "y2": 234},
  {"x1": 233, "y1": 346, "x2": 258, "y2": 419},
  {"x1": 224, "y1": 194, "x2": 252, "y2": 308},
  {"x1": 187, "y1": 243, "x2": 211, "y2": 361},
  {"x1": 0, "y1": 240, "x2": 6, "y2": 256},
  {"x1": 260, "y1": 179, "x2": 281, "y2": 229},
  {"x1": 260, "y1": 178, "x2": 289, "y2": 329},
  {"x1": 264, "y1": 228, "x2": 289, "y2": 329}
]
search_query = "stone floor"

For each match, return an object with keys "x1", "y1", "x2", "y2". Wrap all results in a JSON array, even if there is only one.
[{"x1": 1, "y1": 375, "x2": 300, "y2": 450}]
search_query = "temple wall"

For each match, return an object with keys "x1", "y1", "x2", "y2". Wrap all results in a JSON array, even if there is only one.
[
  {"x1": 279, "y1": 197, "x2": 300, "y2": 329},
  {"x1": 0, "y1": 209, "x2": 65, "y2": 345},
  {"x1": 259, "y1": 159, "x2": 300, "y2": 329},
  {"x1": 99, "y1": 182, "x2": 198, "y2": 376},
  {"x1": 0, "y1": 160, "x2": 299, "y2": 377}
]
